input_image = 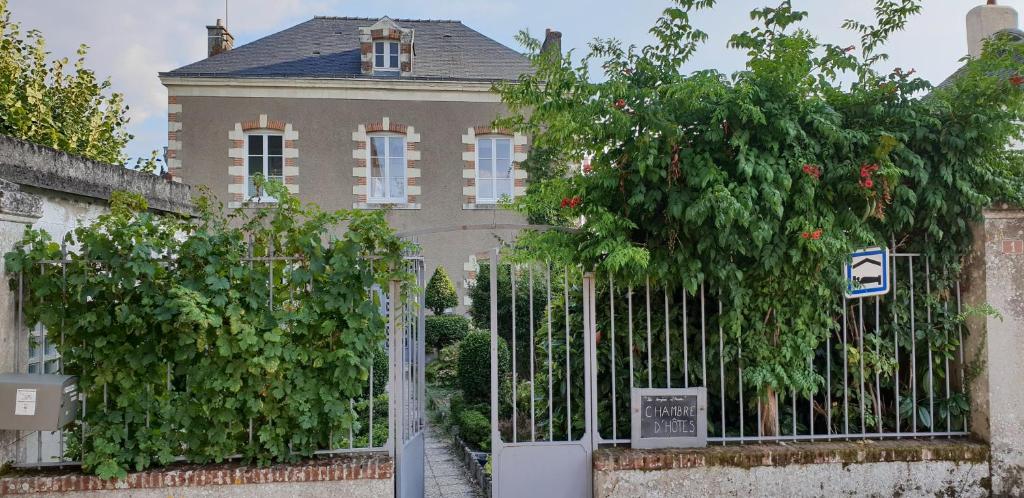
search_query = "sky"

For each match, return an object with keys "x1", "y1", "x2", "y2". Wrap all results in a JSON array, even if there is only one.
[{"x1": 6, "y1": 0, "x2": 1019, "y2": 165}]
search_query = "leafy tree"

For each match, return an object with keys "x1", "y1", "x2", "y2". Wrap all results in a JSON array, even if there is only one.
[
  {"x1": 425, "y1": 266, "x2": 458, "y2": 314},
  {"x1": 496, "y1": 0, "x2": 1024, "y2": 436},
  {"x1": 0, "y1": 0, "x2": 146, "y2": 167}
]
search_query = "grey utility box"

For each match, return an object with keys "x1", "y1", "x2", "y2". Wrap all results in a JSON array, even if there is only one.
[{"x1": 0, "y1": 374, "x2": 78, "y2": 431}]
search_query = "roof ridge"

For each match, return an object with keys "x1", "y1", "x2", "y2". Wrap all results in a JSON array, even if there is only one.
[{"x1": 312, "y1": 16, "x2": 461, "y2": 23}]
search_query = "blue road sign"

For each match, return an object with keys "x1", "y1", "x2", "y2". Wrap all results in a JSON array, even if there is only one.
[{"x1": 844, "y1": 246, "x2": 889, "y2": 298}]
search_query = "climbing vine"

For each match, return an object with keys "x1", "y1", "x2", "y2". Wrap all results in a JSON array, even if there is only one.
[
  {"x1": 495, "y1": 0, "x2": 1024, "y2": 434},
  {"x1": 5, "y1": 182, "x2": 412, "y2": 478}
]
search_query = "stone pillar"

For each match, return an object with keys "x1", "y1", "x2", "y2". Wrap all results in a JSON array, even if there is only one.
[
  {"x1": 0, "y1": 179, "x2": 42, "y2": 463},
  {"x1": 963, "y1": 206, "x2": 1024, "y2": 496}
]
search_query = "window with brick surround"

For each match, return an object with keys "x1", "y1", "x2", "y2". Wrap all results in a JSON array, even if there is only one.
[
  {"x1": 374, "y1": 41, "x2": 399, "y2": 70},
  {"x1": 246, "y1": 133, "x2": 284, "y2": 201},
  {"x1": 476, "y1": 136, "x2": 514, "y2": 203},
  {"x1": 369, "y1": 133, "x2": 407, "y2": 203}
]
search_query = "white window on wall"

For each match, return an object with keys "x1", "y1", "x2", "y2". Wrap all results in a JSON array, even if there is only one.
[
  {"x1": 369, "y1": 134, "x2": 407, "y2": 203},
  {"x1": 374, "y1": 41, "x2": 399, "y2": 70},
  {"x1": 476, "y1": 136, "x2": 513, "y2": 203},
  {"x1": 246, "y1": 133, "x2": 283, "y2": 201}
]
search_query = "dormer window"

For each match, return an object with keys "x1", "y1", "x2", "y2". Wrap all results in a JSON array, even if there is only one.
[{"x1": 374, "y1": 41, "x2": 399, "y2": 70}]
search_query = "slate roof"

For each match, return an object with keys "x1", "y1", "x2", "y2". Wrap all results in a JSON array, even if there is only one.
[
  {"x1": 936, "y1": 28, "x2": 1024, "y2": 89},
  {"x1": 161, "y1": 17, "x2": 534, "y2": 82}
]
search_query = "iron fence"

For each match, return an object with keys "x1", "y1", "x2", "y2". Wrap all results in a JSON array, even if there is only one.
[
  {"x1": 6, "y1": 239, "x2": 424, "y2": 468},
  {"x1": 488, "y1": 250, "x2": 970, "y2": 449}
]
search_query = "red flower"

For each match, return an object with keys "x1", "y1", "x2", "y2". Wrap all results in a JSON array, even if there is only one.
[
  {"x1": 583, "y1": 163, "x2": 593, "y2": 174},
  {"x1": 812, "y1": 229, "x2": 822, "y2": 240},
  {"x1": 801, "y1": 232, "x2": 810, "y2": 239},
  {"x1": 560, "y1": 197, "x2": 570, "y2": 208},
  {"x1": 570, "y1": 196, "x2": 582, "y2": 208},
  {"x1": 802, "y1": 164, "x2": 821, "y2": 179},
  {"x1": 1011, "y1": 74, "x2": 1024, "y2": 87},
  {"x1": 614, "y1": 99, "x2": 626, "y2": 109},
  {"x1": 844, "y1": 45, "x2": 856, "y2": 53},
  {"x1": 863, "y1": 178, "x2": 874, "y2": 188}
]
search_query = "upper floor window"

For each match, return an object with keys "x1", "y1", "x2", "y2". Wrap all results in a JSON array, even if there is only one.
[
  {"x1": 369, "y1": 134, "x2": 406, "y2": 203},
  {"x1": 247, "y1": 133, "x2": 283, "y2": 202},
  {"x1": 476, "y1": 136, "x2": 513, "y2": 203},
  {"x1": 374, "y1": 41, "x2": 399, "y2": 70}
]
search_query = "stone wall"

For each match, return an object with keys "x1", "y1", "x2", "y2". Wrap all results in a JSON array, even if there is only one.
[
  {"x1": 593, "y1": 440, "x2": 990, "y2": 498},
  {"x1": 963, "y1": 206, "x2": 1024, "y2": 496}
]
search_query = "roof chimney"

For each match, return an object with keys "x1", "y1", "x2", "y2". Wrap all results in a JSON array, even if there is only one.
[
  {"x1": 207, "y1": 19, "x2": 234, "y2": 58},
  {"x1": 966, "y1": 1, "x2": 1019, "y2": 58},
  {"x1": 541, "y1": 28, "x2": 562, "y2": 56}
]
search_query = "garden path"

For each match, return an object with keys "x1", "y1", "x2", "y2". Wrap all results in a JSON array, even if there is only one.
[{"x1": 424, "y1": 419, "x2": 482, "y2": 498}]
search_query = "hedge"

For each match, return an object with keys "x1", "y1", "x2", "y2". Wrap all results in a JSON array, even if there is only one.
[
  {"x1": 426, "y1": 314, "x2": 470, "y2": 351},
  {"x1": 458, "y1": 331, "x2": 510, "y2": 402}
]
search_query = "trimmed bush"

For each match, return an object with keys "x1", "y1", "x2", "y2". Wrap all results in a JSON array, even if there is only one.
[
  {"x1": 458, "y1": 409, "x2": 491, "y2": 451},
  {"x1": 426, "y1": 342, "x2": 460, "y2": 386},
  {"x1": 426, "y1": 314, "x2": 470, "y2": 351},
  {"x1": 425, "y1": 266, "x2": 458, "y2": 315},
  {"x1": 458, "y1": 331, "x2": 510, "y2": 402}
]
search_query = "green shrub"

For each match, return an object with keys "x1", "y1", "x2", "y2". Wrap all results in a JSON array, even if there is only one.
[
  {"x1": 4, "y1": 184, "x2": 412, "y2": 479},
  {"x1": 458, "y1": 409, "x2": 491, "y2": 451},
  {"x1": 458, "y1": 331, "x2": 510, "y2": 403},
  {"x1": 426, "y1": 315, "x2": 470, "y2": 351},
  {"x1": 426, "y1": 342, "x2": 460, "y2": 386},
  {"x1": 449, "y1": 391, "x2": 466, "y2": 419},
  {"x1": 425, "y1": 266, "x2": 458, "y2": 314}
]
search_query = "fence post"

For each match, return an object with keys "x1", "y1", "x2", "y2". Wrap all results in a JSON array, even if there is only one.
[
  {"x1": 489, "y1": 248, "x2": 499, "y2": 454},
  {"x1": 583, "y1": 272, "x2": 597, "y2": 452},
  {"x1": 963, "y1": 207, "x2": 1024, "y2": 496},
  {"x1": 388, "y1": 278, "x2": 402, "y2": 459}
]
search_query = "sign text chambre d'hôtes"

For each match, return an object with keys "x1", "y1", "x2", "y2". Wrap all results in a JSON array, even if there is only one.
[{"x1": 631, "y1": 387, "x2": 707, "y2": 449}]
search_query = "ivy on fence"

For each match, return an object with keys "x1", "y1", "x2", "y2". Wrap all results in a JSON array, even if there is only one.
[
  {"x1": 4, "y1": 182, "x2": 412, "y2": 478},
  {"x1": 493, "y1": 0, "x2": 1024, "y2": 437}
]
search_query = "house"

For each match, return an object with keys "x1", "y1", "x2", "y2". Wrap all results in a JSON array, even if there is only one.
[{"x1": 159, "y1": 16, "x2": 556, "y2": 309}]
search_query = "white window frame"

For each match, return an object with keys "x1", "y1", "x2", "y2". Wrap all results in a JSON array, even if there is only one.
[
  {"x1": 245, "y1": 132, "x2": 284, "y2": 203},
  {"x1": 27, "y1": 323, "x2": 59, "y2": 374},
  {"x1": 475, "y1": 136, "x2": 514, "y2": 204},
  {"x1": 373, "y1": 41, "x2": 400, "y2": 70},
  {"x1": 367, "y1": 133, "x2": 408, "y2": 204}
]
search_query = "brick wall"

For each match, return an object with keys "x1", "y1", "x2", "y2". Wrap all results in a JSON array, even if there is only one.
[{"x1": 0, "y1": 454, "x2": 392, "y2": 496}]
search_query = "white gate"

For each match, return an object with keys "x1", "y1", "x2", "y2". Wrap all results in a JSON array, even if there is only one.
[
  {"x1": 390, "y1": 259, "x2": 425, "y2": 498},
  {"x1": 487, "y1": 249, "x2": 595, "y2": 498}
]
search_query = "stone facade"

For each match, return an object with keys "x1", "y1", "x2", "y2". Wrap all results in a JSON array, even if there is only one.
[{"x1": 161, "y1": 86, "x2": 525, "y2": 312}]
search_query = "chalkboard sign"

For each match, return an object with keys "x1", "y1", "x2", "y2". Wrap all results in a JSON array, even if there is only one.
[{"x1": 630, "y1": 387, "x2": 707, "y2": 449}]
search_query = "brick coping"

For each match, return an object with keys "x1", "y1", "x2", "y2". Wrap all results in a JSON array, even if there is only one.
[
  {"x1": 593, "y1": 439, "x2": 989, "y2": 472},
  {"x1": 0, "y1": 452, "x2": 392, "y2": 495}
]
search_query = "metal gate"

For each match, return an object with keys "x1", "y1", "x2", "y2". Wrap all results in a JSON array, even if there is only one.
[
  {"x1": 390, "y1": 259, "x2": 426, "y2": 498},
  {"x1": 487, "y1": 249, "x2": 595, "y2": 498}
]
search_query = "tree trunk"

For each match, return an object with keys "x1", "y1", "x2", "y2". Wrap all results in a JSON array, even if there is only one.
[{"x1": 761, "y1": 386, "x2": 779, "y2": 437}]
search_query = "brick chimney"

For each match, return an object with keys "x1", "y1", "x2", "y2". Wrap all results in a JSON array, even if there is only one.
[
  {"x1": 541, "y1": 28, "x2": 562, "y2": 56},
  {"x1": 967, "y1": 1, "x2": 1019, "y2": 58},
  {"x1": 207, "y1": 19, "x2": 234, "y2": 58}
]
